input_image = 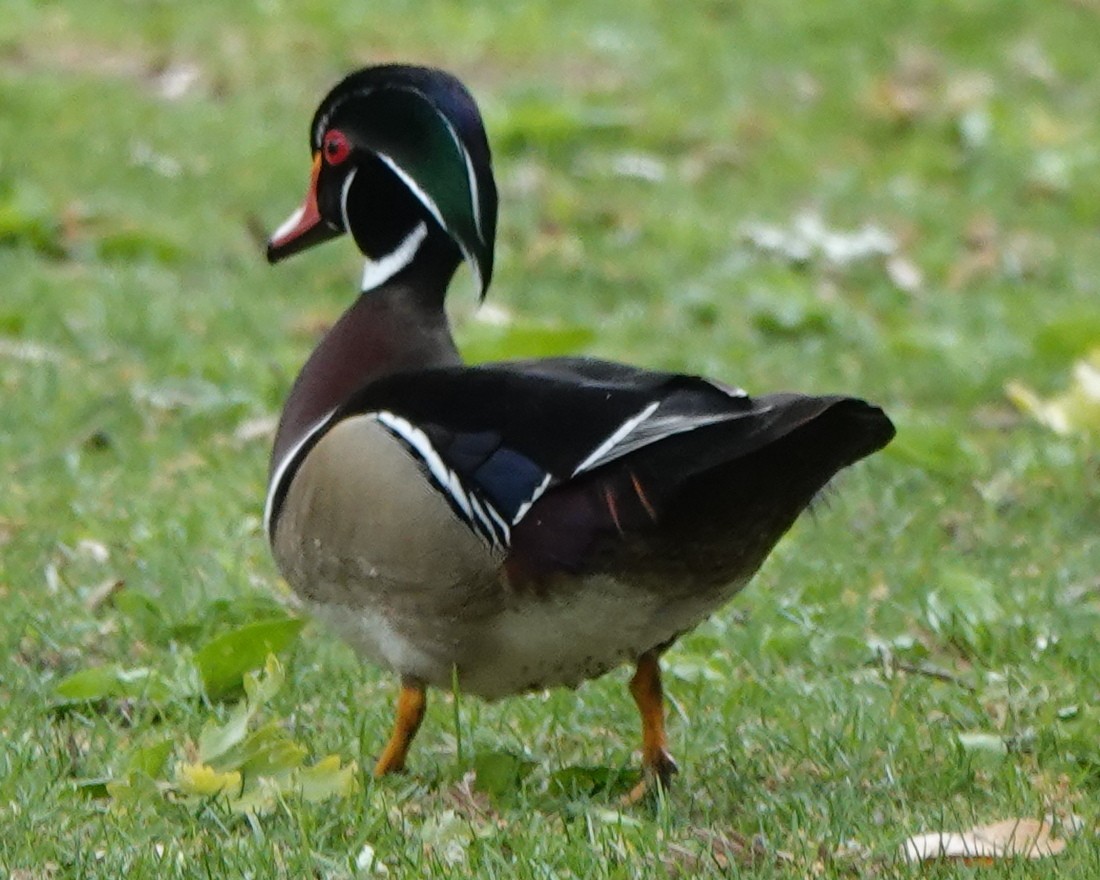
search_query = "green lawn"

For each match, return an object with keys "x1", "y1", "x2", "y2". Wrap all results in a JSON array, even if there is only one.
[{"x1": 2, "y1": 1, "x2": 1098, "y2": 876}]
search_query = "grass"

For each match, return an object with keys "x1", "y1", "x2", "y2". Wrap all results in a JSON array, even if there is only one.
[{"x1": 2, "y1": 0, "x2": 1099, "y2": 876}]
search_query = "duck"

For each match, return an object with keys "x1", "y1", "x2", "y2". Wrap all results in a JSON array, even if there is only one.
[{"x1": 263, "y1": 63, "x2": 895, "y2": 799}]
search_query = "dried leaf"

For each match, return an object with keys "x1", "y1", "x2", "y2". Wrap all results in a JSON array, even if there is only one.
[
  {"x1": 742, "y1": 210, "x2": 896, "y2": 268},
  {"x1": 420, "y1": 810, "x2": 473, "y2": 867},
  {"x1": 233, "y1": 414, "x2": 277, "y2": 444},
  {"x1": 83, "y1": 578, "x2": 125, "y2": 612},
  {"x1": 886, "y1": 254, "x2": 923, "y2": 293},
  {"x1": 902, "y1": 816, "x2": 1080, "y2": 862},
  {"x1": 0, "y1": 338, "x2": 64, "y2": 364},
  {"x1": 956, "y1": 731, "x2": 1008, "y2": 756},
  {"x1": 356, "y1": 843, "x2": 389, "y2": 875}
]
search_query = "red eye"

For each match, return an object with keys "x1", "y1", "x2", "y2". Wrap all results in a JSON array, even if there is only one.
[{"x1": 322, "y1": 129, "x2": 351, "y2": 165}]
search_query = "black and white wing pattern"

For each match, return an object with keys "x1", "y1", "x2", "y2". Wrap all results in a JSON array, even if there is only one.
[
  {"x1": 300, "y1": 357, "x2": 760, "y2": 549},
  {"x1": 266, "y1": 354, "x2": 893, "y2": 583}
]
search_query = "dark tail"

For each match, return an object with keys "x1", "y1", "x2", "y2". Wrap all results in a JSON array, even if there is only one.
[{"x1": 509, "y1": 394, "x2": 893, "y2": 581}]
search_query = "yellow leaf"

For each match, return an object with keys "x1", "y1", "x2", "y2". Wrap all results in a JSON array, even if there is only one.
[
  {"x1": 174, "y1": 762, "x2": 242, "y2": 797},
  {"x1": 1007, "y1": 349, "x2": 1100, "y2": 435},
  {"x1": 298, "y1": 755, "x2": 360, "y2": 802}
]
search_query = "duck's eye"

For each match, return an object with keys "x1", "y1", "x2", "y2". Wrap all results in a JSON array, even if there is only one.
[{"x1": 322, "y1": 129, "x2": 351, "y2": 165}]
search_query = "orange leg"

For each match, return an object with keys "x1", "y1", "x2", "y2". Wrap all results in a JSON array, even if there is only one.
[
  {"x1": 373, "y1": 678, "x2": 427, "y2": 778},
  {"x1": 624, "y1": 651, "x2": 679, "y2": 803}
]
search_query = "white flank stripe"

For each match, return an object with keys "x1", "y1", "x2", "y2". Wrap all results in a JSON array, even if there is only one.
[
  {"x1": 511, "y1": 471, "x2": 553, "y2": 525},
  {"x1": 338, "y1": 167, "x2": 357, "y2": 233},
  {"x1": 360, "y1": 222, "x2": 428, "y2": 292},
  {"x1": 264, "y1": 410, "x2": 335, "y2": 534},
  {"x1": 375, "y1": 410, "x2": 474, "y2": 517},
  {"x1": 484, "y1": 499, "x2": 511, "y2": 538},
  {"x1": 468, "y1": 493, "x2": 507, "y2": 546},
  {"x1": 375, "y1": 410, "x2": 510, "y2": 547},
  {"x1": 572, "y1": 401, "x2": 661, "y2": 476},
  {"x1": 446, "y1": 471, "x2": 473, "y2": 518}
]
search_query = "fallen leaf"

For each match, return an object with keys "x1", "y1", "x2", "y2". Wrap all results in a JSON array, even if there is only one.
[
  {"x1": 473, "y1": 750, "x2": 535, "y2": 797},
  {"x1": 174, "y1": 762, "x2": 242, "y2": 798},
  {"x1": 194, "y1": 617, "x2": 304, "y2": 699},
  {"x1": 902, "y1": 816, "x2": 1080, "y2": 862},
  {"x1": 54, "y1": 664, "x2": 172, "y2": 703},
  {"x1": 297, "y1": 755, "x2": 359, "y2": 802},
  {"x1": 741, "y1": 210, "x2": 896, "y2": 268},
  {"x1": 356, "y1": 842, "x2": 389, "y2": 875},
  {"x1": 233, "y1": 414, "x2": 277, "y2": 444},
  {"x1": 153, "y1": 61, "x2": 201, "y2": 101},
  {"x1": 1006, "y1": 349, "x2": 1100, "y2": 435},
  {"x1": 956, "y1": 732, "x2": 1007, "y2": 754},
  {"x1": 886, "y1": 254, "x2": 923, "y2": 293},
  {"x1": 197, "y1": 700, "x2": 253, "y2": 765},
  {"x1": 420, "y1": 810, "x2": 473, "y2": 867}
]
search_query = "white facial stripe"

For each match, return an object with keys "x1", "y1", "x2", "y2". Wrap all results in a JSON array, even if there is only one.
[
  {"x1": 315, "y1": 81, "x2": 485, "y2": 291},
  {"x1": 376, "y1": 153, "x2": 446, "y2": 234},
  {"x1": 360, "y1": 222, "x2": 428, "y2": 292},
  {"x1": 434, "y1": 110, "x2": 482, "y2": 241},
  {"x1": 461, "y1": 145, "x2": 482, "y2": 239},
  {"x1": 338, "y1": 167, "x2": 357, "y2": 233},
  {"x1": 422, "y1": 111, "x2": 486, "y2": 288},
  {"x1": 374, "y1": 153, "x2": 483, "y2": 293},
  {"x1": 265, "y1": 411, "x2": 336, "y2": 536},
  {"x1": 572, "y1": 401, "x2": 661, "y2": 476},
  {"x1": 270, "y1": 203, "x2": 308, "y2": 244}
]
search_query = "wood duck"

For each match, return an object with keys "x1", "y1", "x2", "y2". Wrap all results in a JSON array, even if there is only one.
[{"x1": 263, "y1": 64, "x2": 895, "y2": 799}]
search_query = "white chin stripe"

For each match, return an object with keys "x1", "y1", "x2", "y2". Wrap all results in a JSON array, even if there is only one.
[
  {"x1": 361, "y1": 222, "x2": 429, "y2": 292},
  {"x1": 270, "y1": 203, "x2": 308, "y2": 244}
]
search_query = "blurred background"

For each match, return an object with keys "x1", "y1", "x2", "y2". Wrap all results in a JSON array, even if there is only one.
[{"x1": 2, "y1": 0, "x2": 1097, "y2": 875}]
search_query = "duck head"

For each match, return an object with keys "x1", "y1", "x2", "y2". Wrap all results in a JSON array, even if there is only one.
[{"x1": 267, "y1": 64, "x2": 498, "y2": 297}]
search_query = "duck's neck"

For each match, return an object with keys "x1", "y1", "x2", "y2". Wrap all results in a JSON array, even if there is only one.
[{"x1": 271, "y1": 233, "x2": 462, "y2": 474}]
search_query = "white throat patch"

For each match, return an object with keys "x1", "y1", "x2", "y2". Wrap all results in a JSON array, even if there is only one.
[{"x1": 360, "y1": 222, "x2": 429, "y2": 292}]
